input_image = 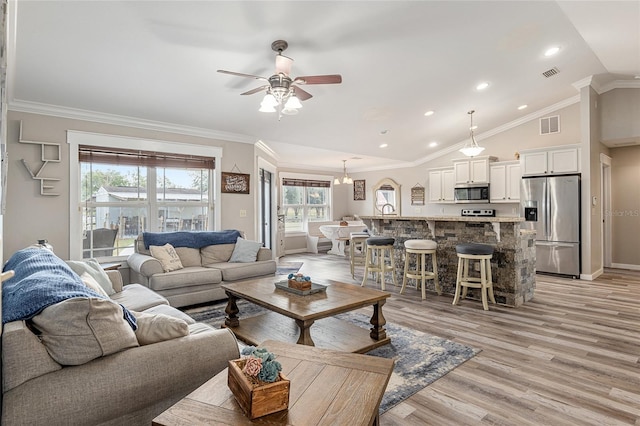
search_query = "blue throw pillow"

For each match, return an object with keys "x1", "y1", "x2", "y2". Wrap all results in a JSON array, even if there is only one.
[{"x1": 229, "y1": 237, "x2": 262, "y2": 263}]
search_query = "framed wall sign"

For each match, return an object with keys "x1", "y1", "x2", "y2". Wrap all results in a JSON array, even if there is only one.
[
  {"x1": 221, "y1": 172, "x2": 250, "y2": 194},
  {"x1": 411, "y1": 183, "x2": 425, "y2": 205},
  {"x1": 354, "y1": 179, "x2": 366, "y2": 200}
]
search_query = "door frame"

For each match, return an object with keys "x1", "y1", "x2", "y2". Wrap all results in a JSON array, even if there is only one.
[{"x1": 600, "y1": 153, "x2": 612, "y2": 268}]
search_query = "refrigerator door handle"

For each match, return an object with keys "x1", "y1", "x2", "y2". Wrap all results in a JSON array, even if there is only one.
[{"x1": 536, "y1": 242, "x2": 577, "y2": 247}]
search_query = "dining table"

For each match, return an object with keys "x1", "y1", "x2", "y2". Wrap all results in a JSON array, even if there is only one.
[{"x1": 319, "y1": 223, "x2": 368, "y2": 256}]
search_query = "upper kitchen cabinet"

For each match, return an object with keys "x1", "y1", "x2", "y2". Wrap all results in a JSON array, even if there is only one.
[
  {"x1": 520, "y1": 145, "x2": 580, "y2": 176},
  {"x1": 453, "y1": 156, "x2": 497, "y2": 184},
  {"x1": 428, "y1": 167, "x2": 455, "y2": 203},
  {"x1": 490, "y1": 161, "x2": 521, "y2": 203}
]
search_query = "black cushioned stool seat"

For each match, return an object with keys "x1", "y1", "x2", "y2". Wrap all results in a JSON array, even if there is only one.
[
  {"x1": 361, "y1": 237, "x2": 396, "y2": 290},
  {"x1": 366, "y1": 237, "x2": 395, "y2": 246},
  {"x1": 453, "y1": 243, "x2": 496, "y2": 310},
  {"x1": 456, "y1": 243, "x2": 494, "y2": 256}
]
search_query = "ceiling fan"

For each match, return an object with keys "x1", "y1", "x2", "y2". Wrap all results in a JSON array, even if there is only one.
[{"x1": 217, "y1": 40, "x2": 342, "y2": 116}]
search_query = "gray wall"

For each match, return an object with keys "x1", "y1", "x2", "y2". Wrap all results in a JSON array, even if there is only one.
[{"x1": 4, "y1": 111, "x2": 258, "y2": 260}]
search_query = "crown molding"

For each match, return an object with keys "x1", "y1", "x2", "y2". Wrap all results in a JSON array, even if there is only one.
[
  {"x1": 8, "y1": 99, "x2": 256, "y2": 144},
  {"x1": 599, "y1": 79, "x2": 640, "y2": 93}
]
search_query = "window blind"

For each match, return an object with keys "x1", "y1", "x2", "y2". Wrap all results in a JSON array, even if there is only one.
[
  {"x1": 282, "y1": 178, "x2": 331, "y2": 188},
  {"x1": 79, "y1": 145, "x2": 215, "y2": 170}
]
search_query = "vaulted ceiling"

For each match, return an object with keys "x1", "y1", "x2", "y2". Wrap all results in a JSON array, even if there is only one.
[{"x1": 8, "y1": 1, "x2": 640, "y2": 172}]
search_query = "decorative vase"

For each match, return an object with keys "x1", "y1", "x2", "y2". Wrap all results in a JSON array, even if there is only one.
[{"x1": 227, "y1": 359, "x2": 290, "y2": 419}]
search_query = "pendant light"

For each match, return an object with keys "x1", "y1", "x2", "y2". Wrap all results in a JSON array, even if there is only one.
[
  {"x1": 333, "y1": 160, "x2": 353, "y2": 185},
  {"x1": 459, "y1": 110, "x2": 485, "y2": 157}
]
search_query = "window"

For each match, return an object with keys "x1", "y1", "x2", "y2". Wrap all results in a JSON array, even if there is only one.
[
  {"x1": 282, "y1": 177, "x2": 331, "y2": 232},
  {"x1": 74, "y1": 142, "x2": 217, "y2": 260}
]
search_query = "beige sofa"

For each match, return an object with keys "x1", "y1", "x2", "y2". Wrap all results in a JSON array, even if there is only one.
[
  {"x1": 1, "y1": 265, "x2": 240, "y2": 426},
  {"x1": 127, "y1": 232, "x2": 277, "y2": 307}
]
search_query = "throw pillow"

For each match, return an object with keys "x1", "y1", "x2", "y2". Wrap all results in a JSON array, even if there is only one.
[
  {"x1": 80, "y1": 272, "x2": 109, "y2": 298},
  {"x1": 149, "y1": 243, "x2": 184, "y2": 272},
  {"x1": 66, "y1": 259, "x2": 116, "y2": 296},
  {"x1": 131, "y1": 311, "x2": 189, "y2": 345},
  {"x1": 30, "y1": 297, "x2": 139, "y2": 366},
  {"x1": 229, "y1": 237, "x2": 262, "y2": 263}
]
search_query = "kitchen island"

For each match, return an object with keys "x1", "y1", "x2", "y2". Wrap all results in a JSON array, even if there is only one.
[{"x1": 359, "y1": 215, "x2": 536, "y2": 307}]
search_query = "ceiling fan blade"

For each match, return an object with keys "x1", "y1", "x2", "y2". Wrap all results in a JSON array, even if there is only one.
[
  {"x1": 275, "y1": 54, "x2": 293, "y2": 76},
  {"x1": 217, "y1": 69, "x2": 268, "y2": 81},
  {"x1": 240, "y1": 85, "x2": 269, "y2": 96},
  {"x1": 292, "y1": 85, "x2": 313, "y2": 101},
  {"x1": 293, "y1": 74, "x2": 342, "y2": 85}
]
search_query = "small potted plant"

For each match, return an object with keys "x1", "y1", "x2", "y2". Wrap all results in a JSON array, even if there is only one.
[{"x1": 227, "y1": 346, "x2": 290, "y2": 419}]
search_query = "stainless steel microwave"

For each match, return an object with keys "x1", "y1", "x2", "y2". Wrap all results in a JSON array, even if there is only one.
[{"x1": 454, "y1": 183, "x2": 490, "y2": 203}]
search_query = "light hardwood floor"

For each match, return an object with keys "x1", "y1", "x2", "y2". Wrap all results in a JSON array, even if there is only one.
[{"x1": 279, "y1": 253, "x2": 640, "y2": 425}]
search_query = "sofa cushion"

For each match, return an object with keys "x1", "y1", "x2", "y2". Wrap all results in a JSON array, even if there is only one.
[
  {"x1": 80, "y1": 272, "x2": 109, "y2": 298},
  {"x1": 148, "y1": 266, "x2": 223, "y2": 292},
  {"x1": 143, "y1": 304, "x2": 196, "y2": 324},
  {"x1": 175, "y1": 247, "x2": 202, "y2": 267},
  {"x1": 2, "y1": 321, "x2": 62, "y2": 392},
  {"x1": 150, "y1": 243, "x2": 184, "y2": 272},
  {"x1": 207, "y1": 260, "x2": 277, "y2": 281},
  {"x1": 110, "y1": 283, "x2": 169, "y2": 311},
  {"x1": 66, "y1": 258, "x2": 116, "y2": 295},
  {"x1": 132, "y1": 311, "x2": 189, "y2": 345},
  {"x1": 30, "y1": 297, "x2": 139, "y2": 366},
  {"x1": 201, "y1": 243, "x2": 235, "y2": 264},
  {"x1": 229, "y1": 237, "x2": 262, "y2": 263}
]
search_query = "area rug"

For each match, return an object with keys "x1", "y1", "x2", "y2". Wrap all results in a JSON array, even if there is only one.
[
  {"x1": 275, "y1": 261, "x2": 303, "y2": 276},
  {"x1": 183, "y1": 300, "x2": 479, "y2": 415}
]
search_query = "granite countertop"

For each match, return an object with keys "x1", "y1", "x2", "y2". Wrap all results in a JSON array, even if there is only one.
[{"x1": 359, "y1": 215, "x2": 525, "y2": 223}]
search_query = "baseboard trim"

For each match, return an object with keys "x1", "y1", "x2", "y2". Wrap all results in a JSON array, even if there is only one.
[
  {"x1": 580, "y1": 267, "x2": 604, "y2": 281},
  {"x1": 610, "y1": 262, "x2": 640, "y2": 271}
]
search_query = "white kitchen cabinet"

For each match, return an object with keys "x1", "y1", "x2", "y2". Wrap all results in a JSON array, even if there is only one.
[
  {"x1": 428, "y1": 168, "x2": 455, "y2": 203},
  {"x1": 521, "y1": 146, "x2": 580, "y2": 176},
  {"x1": 490, "y1": 161, "x2": 521, "y2": 202},
  {"x1": 453, "y1": 156, "x2": 497, "y2": 184}
]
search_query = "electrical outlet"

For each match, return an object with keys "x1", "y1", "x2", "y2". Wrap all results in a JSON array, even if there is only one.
[{"x1": 239, "y1": 209, "x2": 247, "y2": 218}]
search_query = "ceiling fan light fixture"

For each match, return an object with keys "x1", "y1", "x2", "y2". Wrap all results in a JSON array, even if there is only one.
[
  {"x1": 281, "y1": 107, "x2": 299, "y2": 115},
  {"x1": 284, "y1": 92, "x2": 302, "y2": 109},
  {"x1": 261, "y1": 93, "x2": 278, "y2": 107},
  {"x1": 459, "y1": 110, "x2": 485, "y2": 157}
]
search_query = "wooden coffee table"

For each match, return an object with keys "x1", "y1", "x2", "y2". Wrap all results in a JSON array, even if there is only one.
[
  {"x1": 152, "y1": 340, "x2": 394, "y2": 426},
  {"x1": 221, "y1": 277, "x2": 390, "y2": 353}
]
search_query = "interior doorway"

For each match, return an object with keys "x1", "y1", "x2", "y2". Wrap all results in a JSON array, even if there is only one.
[
  {"x1": 600, "y1": 153, "x2": 612, "y2": 268},
  {"x1": 259, "y1": 168, "x2": 273, "y2": 249}
]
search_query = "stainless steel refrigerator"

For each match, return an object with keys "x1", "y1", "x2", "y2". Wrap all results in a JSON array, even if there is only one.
[{"x1": 521, "y1": 175, "x2": 581, "y2": 277}]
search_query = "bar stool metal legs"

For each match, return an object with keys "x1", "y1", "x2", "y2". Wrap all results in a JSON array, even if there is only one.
[
  {"x1": 401, "y1": 239, "x2": 441, "y2": 299},
  {"x1": 453, "y1": 243, "x2": 496, "y2": 310}
]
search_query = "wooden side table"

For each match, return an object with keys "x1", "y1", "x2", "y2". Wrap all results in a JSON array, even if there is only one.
[{"x1": 153, "y1": 340, "x2": 394, "y2": 426}]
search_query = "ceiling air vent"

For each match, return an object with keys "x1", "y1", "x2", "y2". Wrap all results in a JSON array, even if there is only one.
[
  {"x1": 540, "y1": 115, "x2": 560, "y2": 135},
  {"x1": 542, "y1": 67, "x2": 559, "y2": 78}
]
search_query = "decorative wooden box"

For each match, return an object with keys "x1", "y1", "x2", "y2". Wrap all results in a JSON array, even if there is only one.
[
  {"x1": 288, "y1": 279, "x2": 312, "y2": 291},
  {"x1": 227, "y1": 359, "x2": 290, "y2": 419}
]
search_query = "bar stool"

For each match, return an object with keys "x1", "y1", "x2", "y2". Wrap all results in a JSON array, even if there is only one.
[
  {"x1": 453, "y1": 243, "x2": 496, "y2": 310},
  {"x1": 401, "y1": 239, "x2": 441, "y2": 299},
  {"x1": 361, "y1": 236, "x2": 396, "y2": 290},
  {"x1": 349, "y1": 231, "x2": 369, "y2": 279}
]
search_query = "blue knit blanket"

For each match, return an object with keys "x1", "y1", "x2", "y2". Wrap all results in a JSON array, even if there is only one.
[
  {"x1": 2, "y1": 248, "x2": 137, "y2": 330},
  {"x1": 142, "y1": 230, "x2": 242, "y2": 249}
]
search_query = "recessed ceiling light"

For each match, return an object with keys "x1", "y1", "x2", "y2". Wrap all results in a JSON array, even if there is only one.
[
  {"x1": 476, "y1": 82, "x2": 489, "y2": 91},
  {"x1": 429, "y1": 142, "x2": 438, "y2": 148},
  {"x1": 544, "y1": 46, "x2": 560, "y2": 57},
  {"x1": 424, "y1": 110, "x2": 435, "y2": 117},
  {"x1": 518, "y1": 104, "x2": 528, "y2": 110},
  {"x1": 379, "y1": 143, "x2": 388, "y2": 148}
]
